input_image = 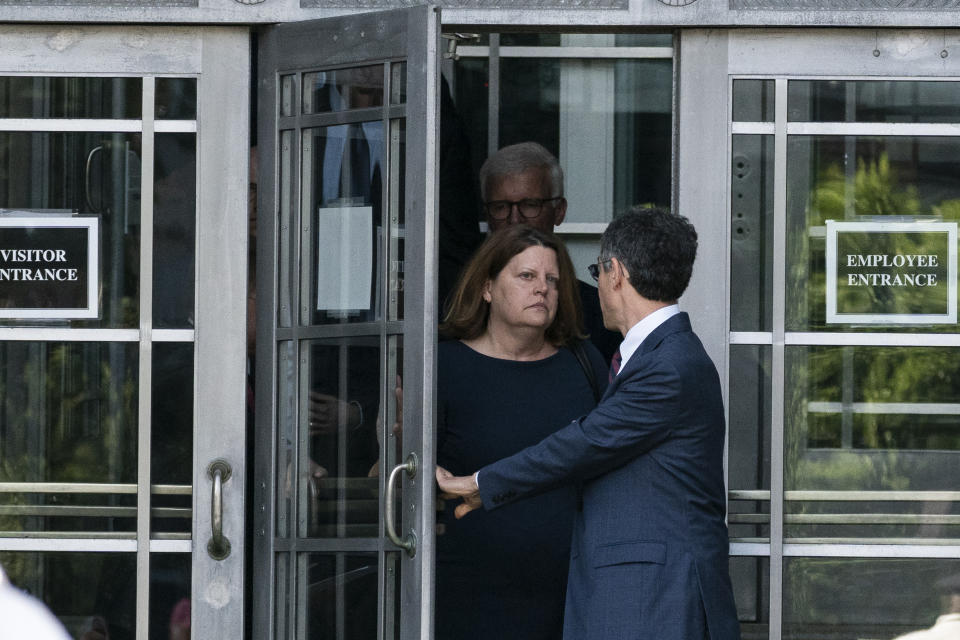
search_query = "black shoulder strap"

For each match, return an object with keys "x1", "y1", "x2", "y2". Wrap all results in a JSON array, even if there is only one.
[{"x1": 570, "y1": 340, "x2": 601, "y2": 403}]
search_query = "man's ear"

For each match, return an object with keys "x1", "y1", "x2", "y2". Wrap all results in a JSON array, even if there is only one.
[
  {"x1": 610, "y1": 258, "x2": 628, "y2": 288},
  {"x1": 552, "y1": 198, "x2": 567, "y2": 227}
]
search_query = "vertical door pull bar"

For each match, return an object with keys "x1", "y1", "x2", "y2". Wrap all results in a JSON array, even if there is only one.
[
  {"x1": 385, "y1": 452, "x2": 418, "y2": 557},
  {"x1": 207, "y1": 459, "x2": 233, "y2": 560}
]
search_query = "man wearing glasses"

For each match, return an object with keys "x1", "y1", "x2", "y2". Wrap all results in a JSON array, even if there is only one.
[
  {"x1": 438, "y1": 207, "x2": 741, "y2": 640},
  {"x1": 478, "y1": 142, "x2": 620, "y2": 363}
]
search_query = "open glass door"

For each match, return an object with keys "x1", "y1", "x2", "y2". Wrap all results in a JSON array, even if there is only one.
[
  {"x1": 0, "y1": 26, "x2": 249, "y2": 640},
  {"x1": 254, "y1": 6, "x2": 439, "y2": 639}
]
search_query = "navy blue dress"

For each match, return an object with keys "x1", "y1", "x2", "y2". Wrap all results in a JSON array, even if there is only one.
[{"x1": 436, "y1": 339, "x2": 607, "y2": 640}]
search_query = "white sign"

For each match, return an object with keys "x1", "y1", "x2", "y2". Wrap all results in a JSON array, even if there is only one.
[
  {"x1": 316, "y1": 206, "x2": 373, "y2": 314},
  {"x1": 825, "y1": 220, "x2": 957, "y2": 325},
  {"x1": 0, "y1": 216, "x2": 99, "y2": 319}
]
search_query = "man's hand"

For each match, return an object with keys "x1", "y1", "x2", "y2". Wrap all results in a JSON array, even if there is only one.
[
  {"x1": 308, "y1": 392, "x2": 361, "y2": 435},
  {"x1": 436, "y1": 466, "x2": 482, "y2": 519}
]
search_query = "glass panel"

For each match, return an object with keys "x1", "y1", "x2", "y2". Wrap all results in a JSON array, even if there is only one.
[
  {"x1": 279, "y1": 129, "x2": 294, "y2": 328},
  {"x1": 281, "y1": 75, "x2": 295, "y2": 118},
  {"x1": 785, "y1": 345, "x2": 960, "y2": 541},
  {"x1": 302, "y1": 65, "x2": 384, "y2": 115},
  {"x1": 783, "y1": 557, "x2": 960, "y2": 639},
  {"x1": 786, "y1": 136, "x2": 960, "y2": 333},
  {"x1": 300, "y1": 337, "x2": 381, "y2": 538},
  {"x1": 0, "y1": 342, "x2": 137, "y2": 533},
  {"x1": 149, "y1": 553, "x2": 191, "y2": 640},
  {"x1": 388, "y1": 119, "x2": 405, "y2": 321},
  {"x1": 733, "y1": 79, "x2": 775, "y2": 123},
  {"x1": 153, "y1": 133, "x2": 196, "y2": 329},
  {"x1": 151, "y1": 342, "x2": 193, "y2": 537},
  {"x1": 730, "y1": 556, "x2": 769, "y2": 640},
  {"x1": 382, "y1": 335, "x2": 403, "y2": 489},
  {"x1": 276, "y1": 341, "x2": 295, "y2": 539},
  {"x1": 300, "y1": 553, "x2": 380, "y2": 639},
  {"x1": 0, "y1": 552, "x2": 136, "y2": 639},
  {"x1": 499, "y1": 58, "x2": 673, "y2": 220},
  {"x1": 499, "y1": 33, "x2": 672, "y2": 47},
  {"x1": 390, "y1": 62, "x2": 406, "y2": 105},
  {"x1": 731, "y1": 135, "x2": 774, "y2": 332},
  {"x1": 155, "y1": 78, "x2": 197, "y2": 120},
  {"x1": 789, "y1": 80, "x2": 960, "y2": 123},
  {"x1": 0, "y1": 131, "x2": 141, "y2": 328},
  {"x1": 275, "y1": 552, "x2": 291, "y2": 639},
  {"x1": 0, "y1": 77, "x2": 141, "y2": 118},
  {"x1": 728, "y1": 345, "x2": 772, "y2": 541},
  {"x1": 300, "y1": 123, "x2": 384, "y2": 325}
]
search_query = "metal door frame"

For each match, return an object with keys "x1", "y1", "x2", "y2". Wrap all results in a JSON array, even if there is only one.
[
  {"x1": 0, "y1": 25, "x2": 249, "y2": 640},
  {"x1": 679, "y1": 28, "x2": 960, "y2": 640},
  {"x1": 253, "y1": 7, "x2": 439, "y2": 639}
]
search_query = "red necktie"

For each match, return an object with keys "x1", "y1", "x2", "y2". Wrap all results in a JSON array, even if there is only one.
[{"x1": 609, "y1": 349, "x2": 622, "y2": 383}]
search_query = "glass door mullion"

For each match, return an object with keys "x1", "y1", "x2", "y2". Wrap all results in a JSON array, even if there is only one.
[
  {"x1": 769, "y1": 76, "x2": 788, "y2": 640},
  {"x1": 135, "y1": 75, "x2": 156, "y2": 640}
]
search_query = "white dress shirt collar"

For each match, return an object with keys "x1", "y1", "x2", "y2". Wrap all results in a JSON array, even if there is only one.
[{"x1": 615, "y1": 304, "x2": 680, "y2": 376}]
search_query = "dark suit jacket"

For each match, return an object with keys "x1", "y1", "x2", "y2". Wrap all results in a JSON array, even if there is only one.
[{"x1": 477, "y1": 312, "x2": 741, "y2": 640}]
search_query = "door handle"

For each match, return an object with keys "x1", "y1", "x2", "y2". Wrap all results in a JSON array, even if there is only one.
[
  {"x1": 207, "y1": 459, "x2": 232, "y2": 560},
  {"x1": 84, "y1": 145, "x2": 103, "y2": 213},
  {"x1": 384, "y1": 452, "x2": 418, "y2": 557}
]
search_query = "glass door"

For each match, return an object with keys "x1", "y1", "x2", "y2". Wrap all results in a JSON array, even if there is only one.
[
  {"x1": 254, "y1": 7, "x2": 439, "y2": 640},
  {"x1": 0, "y1": 26, "x2": 250, "y2": 640},
  {"x1": 724, "y1": 31, "x2": 960, "y2": 640}
]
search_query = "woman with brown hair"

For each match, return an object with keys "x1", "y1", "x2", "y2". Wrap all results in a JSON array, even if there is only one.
[{"x1": 436, "y1": 225, "x2": 607, "y2": 640}]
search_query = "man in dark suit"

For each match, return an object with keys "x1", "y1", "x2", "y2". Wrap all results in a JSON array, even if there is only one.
[
  {"x1": 479, "y1": 141, "x2": 621, "y2": 364},
  {"x1": 437, "y1": 206, "x2": 741, "y2": 640}
]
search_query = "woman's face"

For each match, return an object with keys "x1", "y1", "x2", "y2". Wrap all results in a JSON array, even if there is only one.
[{"x1": 483, "y1": 245, "x2": 560, "y2": 334}]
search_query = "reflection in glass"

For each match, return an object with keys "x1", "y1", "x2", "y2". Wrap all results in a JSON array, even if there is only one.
[
  {"x1": 0, "y1": 342, "x2": 137, "y2": 533},
  {"x1": 279, "y1": 129, "x2": 294, "y2": 328},
  {"x1": 499, "y1": 58, "x2": 672, "y2": 218},
  {"x1": 301, "y1": 124, "x2": 383, "y2": 325},
  {"x1": 389, "y1": 120, "x2": 405, "y2": 321},
  {"x1": 153, "y1": 133, "x2": 196, "y2": 329},
  {"x1": 728, "y1": 346, "x2": 771, "y2": 541},
  {"x1": 733, "y1": 79, "x2": 775, "y2": 123},
  {"x1": 390, "y1": 62, "x2": 406, "y2": 105},
  {"x1": 155, "y1": 78, "x2": 196, "y2": 120},
  {"x1": 301, "y1": 553, "x2": 380, "y2": 640},
  {"x1": 785, "y1": 345, "x2": 960, "y2": 540},
  {"x1": 0, "y1": 131, "x2": 141, "y2": 328},
  {"x1": 786, "y1": 136, "x2": 960, "y2": 332},
  {"x1": 303, "y1": 65, "x2": 384, "y2": 114},
  {"x1": 275, "y1": 553, "x2": 291, "y2": 639},
  {"x1": 730, "y1": 556, "x2": 769, "y2": 640},
  {"x1": 0, "y1": 77, "x2": 141, "y2": 119},
  {"x1": 299, "y1": 338, "x2": 381, "y2": 538},
  {"x1": 730, "y1": 135, "x2": 774, "y2": 332},
  {"x1": 149, "y1": 553, "x2": 191, "y2": 640},
  {"x1": 783, "y1": 557, "x2": 960, "y2": 639},
  {"x1": 789, "y1": 80, "x2": 960, "y2": 123},
  {"x1": 281, "y1": 75, "x2": 295, "y2": 118},
  {"x1": 0, "y1": 552, "x2": 136, "y2": 639},
  {"x1": 151, "y1": 343, "x2": 194, "y2": 536},
  {"x1": 276, "y1": 341, "x2": 295, "y2": 539}
]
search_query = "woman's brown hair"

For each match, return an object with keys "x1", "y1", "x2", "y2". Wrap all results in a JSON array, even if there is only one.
[{"x1": 441, "y1": 225, "x2": 585, "y2": 346}]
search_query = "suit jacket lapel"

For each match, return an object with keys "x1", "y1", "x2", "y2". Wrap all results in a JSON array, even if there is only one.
[{"x1": 599, "y1": 312, "x2": 692, "y2": 402}]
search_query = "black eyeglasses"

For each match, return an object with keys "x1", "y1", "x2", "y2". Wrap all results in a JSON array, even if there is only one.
[
  {"x1": 587, "y1": 258, "x2": 614, "y2": 282},
  {"x1": 484, "y1": 197, "x2": 562, "y2": 221}
]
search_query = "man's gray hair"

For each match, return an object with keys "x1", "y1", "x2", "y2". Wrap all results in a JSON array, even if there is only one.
[{"x1": 479, "y1": 142, "x2": 564, "y2": 200}]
